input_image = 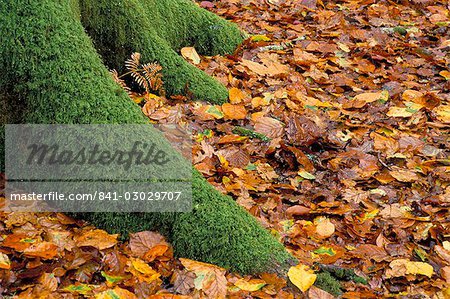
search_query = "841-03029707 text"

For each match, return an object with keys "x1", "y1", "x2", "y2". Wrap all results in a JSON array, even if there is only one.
[{"x1": 8, "y1": 191, "x2": 183, "y2": 201}]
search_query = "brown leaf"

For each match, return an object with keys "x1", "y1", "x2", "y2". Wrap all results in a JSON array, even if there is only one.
[
  {"x1": 286, "y1": 205, "x2": 311, "y2": 217},
  {"x1": 75, "y1": 229, "x2": 118, "y2": 250},
  {"x1": 129, "y1": 231, "x2": 168, "y2": 261},
  {"x1": 254, "y1": 117, "x2": 284, "y2": 139},
  {"x1": 308, "y1": 285, "x2": 334, "y2": 299},
  {"x1": 23, "y1": 242, "x2": 58, "y2": 259}
]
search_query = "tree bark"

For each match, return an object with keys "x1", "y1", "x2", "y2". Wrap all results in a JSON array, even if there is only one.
[{"x1": 0, "y1": 0, "x2": 293, "y2": 274}]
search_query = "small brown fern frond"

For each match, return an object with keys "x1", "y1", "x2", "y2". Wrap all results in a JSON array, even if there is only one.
[
  {"x1": 125, "y1": 52, "x2": 141, "y2": 73},
  {"x1": 142, "y1": 63, "x2": 165, "y2": 96},
  {"x1": 110, "y1": 69, "x2": 132, "y2": 97},
  {"x1": 123, "y1": 52, "x2": 165, "y2": 96}
]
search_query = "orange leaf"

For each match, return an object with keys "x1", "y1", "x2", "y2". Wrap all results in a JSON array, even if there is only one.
[
  {"x1": 76, "y1": 229, "x2": 118, "y2": 250},
  {"x1": 24, "y1": 242, "x2": 58, "y2": 259},
  {"x1": 229, "y1": 87, "x2": 245, "y2": 104},
  {"x1": 221, "y1": 103, "x2": 247, "y2": 120}
]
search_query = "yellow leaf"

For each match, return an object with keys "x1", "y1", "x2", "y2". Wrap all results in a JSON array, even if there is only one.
[
  {"x1": 180, "y1": 47, "x2": 201, "y2": 65},
  {"x1": 95, "y1": 287, "x2": 137, "y2": 299},
  {"x1": 443, "y1": 241, "x2": 450, "y2": 251},
  {"x1": 205, "y1": 105, "x2": 224, "y2": 119},
  {"x1": 385, "y1": 259, "x2": 434, "y2": 278},
  {"x1": 251, "y1": 96, "x2": 270, "y2": 108},
  {"x1": 130, "y1": 258, "x2": 157, "y2": 275},
  {"x1": 387, "y1": 106, "x2": 418, "y2": 117},
  {"x1": 251, "y1": 34, "x2": 271, "y2": 42},
  {"x1": 0, "y1": 253, "x2": 11, "y2": 270},
  {"x1": 402, "y1": 90, "x2": 424, "y2": 103},
  {"x1": 433, "y1": 105, "x2": 450, "y2": 123},
  {"x1": 288, "y1": 264, "x2": 317, "y2": 292},
  {"x1": 440, "y1": 70, "x2": 450, "y2": 80},
  {"x1": 229, "y1": 87, "x2": 245, "y2": 104},
  {"x1": 128, "y1": 258, "x2": 160, "y2": 283},
  {"x1": 337, "y1": 42, "x2": 350, "y2": 53},
  {"x1": 234, "y1": 278, "x2": 266, "y2": 291}
]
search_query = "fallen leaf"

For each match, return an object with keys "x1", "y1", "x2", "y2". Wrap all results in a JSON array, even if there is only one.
[
  {"x1": 254, "y1": 117, "x2": 284, "y2": 138},
  {"x1": 76, "y1": 229, "x2": 118, "y2": 250},
  {"x1": 314, "y1": 216, "x2": 335, "y2": 238},
  {"x1": 129, "y1": 231, "x2": 169, "y2": 261},
  {"x1": 222, "y1": 103, "x2": 247, "y2": 120},
  {"x1": 180, "y1": 258, "x2": 226, "y2": 299},
  {"x1": 180, "y1": 47, "x2": 201, "y2": 65},
  {"x1": 389, "y1": 168, "x2": 419, "y2": 182},
  {"x1": 288, "y1": 264, "x2": 317, "y2": 292},
  {"x1": 234, "y1": 278, "x2": 266, "y2": 291},
  {"x1": 0, "y1": 253, "x2": 11, "y2": 270},
  {"x1": 95, "y1": 287, "x2": 137, "y2": 299},
  {"x1": 23, "y1": 241, "x2": 58, "y2": 259},
  {"x1": 308, "y1": 285, "x2": 335, "y2": 299},
  {"x1": 433, "y1": 105, "x2": 450, "y2": 123},
  {"x1": 385, "y1": 259, "x2": 433, "y2": 278},
  {"x1": 229, "y1": 87, "x2": 245, "y2": 104},
  {"x1": 342, "y1": 91, "x2": 388, "y2": 109},
  {"x1": 286, "y1": 205, "x2": 311, "y2": 217}
]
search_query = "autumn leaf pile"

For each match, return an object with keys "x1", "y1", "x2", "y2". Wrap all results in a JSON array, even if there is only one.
[{"x1": 1, "y1": 0, "x2": 450, "y2": 297}]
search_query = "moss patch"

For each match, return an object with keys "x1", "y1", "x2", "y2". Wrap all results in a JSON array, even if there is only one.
[{"x1": 78, "y1": 0, "x2": 243, "y2": 103}]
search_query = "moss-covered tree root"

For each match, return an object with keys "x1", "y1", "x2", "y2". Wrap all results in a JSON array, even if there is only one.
[
  {"x1": 78, "y1": 0, "x2": 243, "y2": 103},
  {"x1": 0, "y1": 0, "x2": 292, "y2": 274}
]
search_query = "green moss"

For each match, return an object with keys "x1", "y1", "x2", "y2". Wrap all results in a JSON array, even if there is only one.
[
  {"x1": 232, "y1": 126, "x2": 271, "y2": 142},
  {"x1": 78, "y1": 0, "x2": 243, "y2": 103},
  {"x1": 319, "y1": 264, "x2": 368, "y2": 285},
  {"x1": 315, "y1": 272, "x2": 342, "y2": 297},
  {"x1": 0, "y1": 0, "x2": 291, "y2": 274},
  {"x1": 314, "y1": 265, "x2": 368, "y2": 296}
]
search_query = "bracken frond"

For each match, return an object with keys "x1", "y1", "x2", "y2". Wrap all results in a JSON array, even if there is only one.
[
  {"x1": 124, "y1": 52, "x2": 165, "y2": 96},
  {"x1": 110, "y1": 69, "x2": 132, "y2": 97}
]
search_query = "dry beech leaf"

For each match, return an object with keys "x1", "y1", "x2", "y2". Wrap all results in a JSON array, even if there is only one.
[
  {"x1": 286, "y1": 205, "x2": 311, "y2": 217},
  {"x1": 0, "y1": 253, "x2": 11, "y2": 270},
  {"x1": 308, "y1": 285, "x2": 335, "y2": 299},
  {"x1": 234, "y1": 278, "x2": 266, "y2": 291},
  {"x1": 314, "y1": 216, "x2": 335, "y2": 238},
  {"x1": 342, "y1": 91, "x2": 388, "y2": 109},
  {"x1": 229, "y1": 87, "x2": 245, "y2": 104},
  {"x1": 385, "y1": 259, "x2": 433, "y2": 278},
  {"x1": 129, "y1": 231, "x2": 169, "y2": 261},
  {"x1": 180, "y1": 258, "x2": 227, "y2": 299},
  {"x1": 288, "y1": 264, "x2": 317, "y2": 292},
  {"x1": 180, "y1": 47, "x2": 201, "y2": 65},
  {"x1": 76, "y1": 229, "x2": 118, "y2": 250},
  {"x1": 128, "y1": 257, "x2": 161, "y2": 283},
  {"x1": 95, "y1": 287, "x2": 138, "y2": 299},
  {"x1": 254, "y1": 117, "x2": 284, "y2": 138},
  {"x1": 221, "y1": 103, "x2": 247, "y2": 120},
  {"x1": 23, "y1": 242, "x2": 58, "y2": 259},
  {"x1": 389, "y1": 168, "x2": 419, "y2": 182}
]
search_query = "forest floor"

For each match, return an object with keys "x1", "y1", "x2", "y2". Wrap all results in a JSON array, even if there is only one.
[{"x1": 1, "y1": 0, "x2": 449, "y2": 298}]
